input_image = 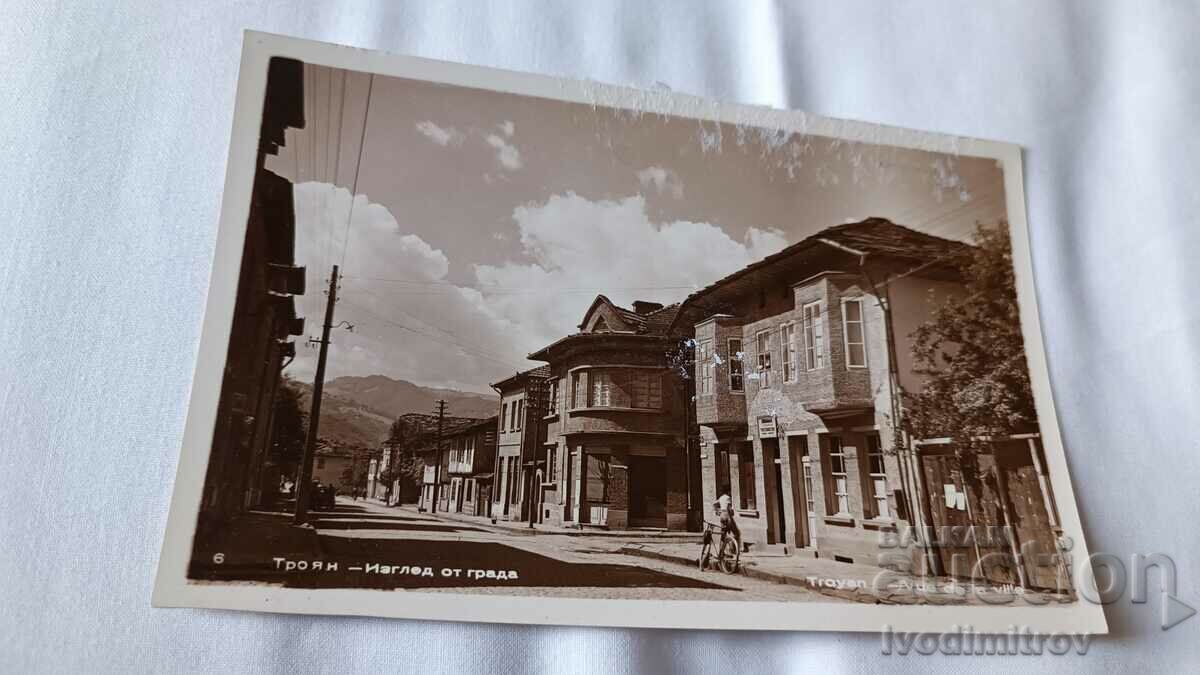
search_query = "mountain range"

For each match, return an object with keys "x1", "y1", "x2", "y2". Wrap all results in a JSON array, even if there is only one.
[{"x1": 290, "y1": 375, "x2": 498, "y2": 448}]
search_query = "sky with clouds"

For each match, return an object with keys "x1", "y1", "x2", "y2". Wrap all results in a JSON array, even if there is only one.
[{"x1": 265, "y1": 65, "x2": 1007, "y2": 394}]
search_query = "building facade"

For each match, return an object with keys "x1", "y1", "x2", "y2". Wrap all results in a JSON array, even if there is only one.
[
  {"x1": 445, "y1": 417, "x2": 498, "y2": 517},
  {"x1": 196, "y1": 57, "x2": 306, "y2": 527},
  {"x1": 520, "y1": 296, "x2": 700, "y2": 531},
  {"x1": 490, "y1": 368, "x2": 546, "y2": 522},
  {"x1": 673, "y1": 218, "x2": 1063, "y2": 587}
]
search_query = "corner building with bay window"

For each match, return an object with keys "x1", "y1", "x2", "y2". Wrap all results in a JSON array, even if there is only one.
[
  {"x1": 673, "y1": 218, "x2": 972, "y2": 567},
  {"x1": 523, "y1": 296, "x2": 699, "y2": 531}
]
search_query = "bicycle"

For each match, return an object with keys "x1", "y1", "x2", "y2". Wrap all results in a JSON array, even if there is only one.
[{"x1": 698, "y1": 521, "x2": 740, "y2": 574}]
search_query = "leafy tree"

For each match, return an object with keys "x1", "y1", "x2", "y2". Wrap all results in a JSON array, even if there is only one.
[
  {"x1": 904, "y1": 221, "x2": 1038, "y2": 457},
  {"x1": 269, "y1": 377, "x2": 307, "y2": 465}
]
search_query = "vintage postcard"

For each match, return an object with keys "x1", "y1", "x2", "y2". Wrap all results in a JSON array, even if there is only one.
[{"x1": 154, "y1": 32, "x2": 1107, "y2": 634}]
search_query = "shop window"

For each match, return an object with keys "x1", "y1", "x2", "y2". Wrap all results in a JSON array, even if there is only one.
[
  {"x1": 586, "y1": 454, "x2": 610, "y2": 503},
  {"x1": 737, "y1": 443, "x2": 757, "y2": 510},
  {"x1": 864, "y1": 434, "x2": 889, "y2": 518},
  {"x1": 824, "y1": 436, "x2": 849, "y2": 515}
]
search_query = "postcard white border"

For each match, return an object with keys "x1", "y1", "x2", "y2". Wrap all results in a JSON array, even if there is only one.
[{"x1": 153, "y1": 30, "x2": 1107, "y2": 635}]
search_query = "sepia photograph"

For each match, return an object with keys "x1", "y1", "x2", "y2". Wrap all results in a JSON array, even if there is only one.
[{"x1": 153, "y1": 33, "x2": 1104, "y2": 633}]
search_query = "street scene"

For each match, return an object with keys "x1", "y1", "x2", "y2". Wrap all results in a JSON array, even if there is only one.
[{"x1": 184, "y1": 56, "x2": 1076, "y2": 608}]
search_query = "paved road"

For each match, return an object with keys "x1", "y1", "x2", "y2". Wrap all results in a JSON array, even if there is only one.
[{"x1": 195, "y1": 498, "x2": 826, "y2": 602}]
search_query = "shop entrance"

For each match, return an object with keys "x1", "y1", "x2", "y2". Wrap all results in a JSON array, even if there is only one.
[{"x1": 627, "y1": 454, "x2": 667, "y2": 528}]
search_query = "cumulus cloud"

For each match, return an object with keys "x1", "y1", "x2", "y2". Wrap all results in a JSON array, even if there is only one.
[
  {"x1": 475, "y1": 192, "x2": 787, "y2": 347},
  {"x1": 636, "y1": 166, "x2": 684, "y2": 199},
  {"x1": 288, "y1": 182, "x2": 518, "y2": 391},
  {"x1": 415, "y1": 119, "x2": 522, "y2": 172},
  {"x1": 288, "y1": 185, "x2": 786, "y2": 392},
  {"x1": 485, "y1": 133, "x2": 523, "y2": 171},
  {"x1": 415, "y1": 120, "x2": 465, "y2": 147}
]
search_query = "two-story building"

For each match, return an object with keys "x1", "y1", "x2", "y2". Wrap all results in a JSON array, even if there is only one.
[
  {"x1": 445, "y1": 416, "x2": 498, "y2": 517},
  {"x1": 673, "y1": 218, "x2": 1063, "y2": 587},
  {"x1": 490, "y1": 367, "x2": 548, "y2": 522},
  {"x1": 523, "y1": 296, "x2": 699, "y2": 531}
]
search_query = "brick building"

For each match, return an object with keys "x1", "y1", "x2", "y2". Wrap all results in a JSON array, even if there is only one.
[
  {"x1": 671, "y1": 218, "x2": 1063, "y2": 587},
  {"x1": 519, "y1": 296, "x2": 700, "y2": 531}
]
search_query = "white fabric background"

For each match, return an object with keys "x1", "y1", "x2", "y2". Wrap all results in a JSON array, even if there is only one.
[{"x1": 2, "y1": 1, "x2": 1197, "y2": 672}]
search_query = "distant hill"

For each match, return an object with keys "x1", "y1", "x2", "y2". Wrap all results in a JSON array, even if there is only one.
[
  {"x1": 290, "y1": 375, "x2": 498, "y2": 449},
  {"x1": 323, "y1": 374, "x2": 498, "y2": 420}
]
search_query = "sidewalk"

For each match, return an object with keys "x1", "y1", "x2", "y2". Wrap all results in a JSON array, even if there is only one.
[
  {"x1": 617, "y1": 541, "x2": 1075, "y2": 606},
  {"x1": 404, "y1": 504, "x2": 700, "y2": 540}
]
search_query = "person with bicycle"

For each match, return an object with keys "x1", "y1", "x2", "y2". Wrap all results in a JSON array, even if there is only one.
[
  {"x1": 713, "y1": 485, "x2": 742, "y2": 552},
  {"x1": 700, "y1": 485, "x2": 743, "y2": 573}
]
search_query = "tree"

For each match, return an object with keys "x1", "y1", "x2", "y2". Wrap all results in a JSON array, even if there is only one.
[
  {"x1": 380, "y1": 416, "x2": 428, "y2": 503},
  {"x1": 904, "y1": 221, "x2": 1038, "y2": 455},
  {"x1": 339, "y1": 445, "x2": 370, "y2": 494},
  {"x1": 269, "y1": 377, "x2": 307, "y2": 466}
]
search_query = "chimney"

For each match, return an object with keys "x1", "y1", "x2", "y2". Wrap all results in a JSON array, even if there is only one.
[{"x1": 632, "y1": 300, "x2": 664, "y2": 315}]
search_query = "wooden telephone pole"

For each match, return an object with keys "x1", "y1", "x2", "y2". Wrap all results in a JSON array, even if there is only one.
[
  {"x1": 431, "y1": 399, "x2": 447, "y2": 513},
  {"x1": 294, "y1": 264, "x2": 339, "y2": 525}
]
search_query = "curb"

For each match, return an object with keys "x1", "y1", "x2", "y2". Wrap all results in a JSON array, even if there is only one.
[
  {"x1": 618, "y1": 546, "x2": 898, "y2": 605},
  {"x1": 412, "y1": 507, "x2": 700, "y2": 540}
]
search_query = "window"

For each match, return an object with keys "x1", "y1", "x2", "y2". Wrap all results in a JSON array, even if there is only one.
[
  {"x1": 547, "y1": 446, "x2": 558, "y2": 482},
  {"x1": 824, "y1": 436, "x2": 849, "y2": 515},
  {"x1": 585, "y1": 454, "x2": 610, "y2": 502},
  {"x1": 571, "y1": 371, "x2": 586, "y2": 409},
  {"x1": 548, "y1": 379, "x2": 559, "y2": 415},
  {"x1": 865, "y1": 434, "x2": 889, "y2": 519},
  {"x1": 512, "y1": 399, "x2": 522, "y2": 431},
  {"x1": 716, "y1": 445, "x2": 732, "y2": 496},
  {"x1": 802, "y1": 301, "x2": 825, "y2": 370},
  {"x1": 737, "y1": 443, "x2": 757, "y2": 510},
  {"x1": 697, "y1": 340, "x2": 714, "y2": 395},
  {"x1": 580, "y1": 369, "x2": 663, "y2": 408},
  {"x1": 465, "y1": 436, "x2": 475, "y2": 467},
  {"x1": 843, "y1": 298, "x2": 867, "y2": 368},
  {"x1": 728, "y1": 338, "x2": 744, "y2": 392},
  {"x1": 465, "y1": 479, "x2": 474, "y2": 502},
  {"x1": 591, "y1": 371, "x2": 613, "y2": 407},
  {"x1": 781, "y1": 323, "x2": 797, "y2": 381},
  {"x1": 500, "y1": 402, "x2": 507, "y2": 431},
  {"x1": 755, "y1": 331, "x2": 772, "y2": 388},
  {"x1": 629, "y1": 371, "x2": 663, "y2": 409}
]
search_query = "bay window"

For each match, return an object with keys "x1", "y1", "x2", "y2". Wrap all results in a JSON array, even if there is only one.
[
  {"x1": 842, "y1": 298, "x2": 866, "y2": 368},
  {"x1": 728, "y1": 338, "x2": 744, "y2": 392},
  {"x1": 802, "y1": 301, "x2": 825, "y2": 370},
  {"x1": 755, "y1": 331, "x2": 772, "y2": 388}
]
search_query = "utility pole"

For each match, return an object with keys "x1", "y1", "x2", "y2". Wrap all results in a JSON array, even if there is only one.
[
  {"x1": 431, "y1": 399, "x2": 447, "y2": 513},
  {"x1": 293, "y1": 264, "x2": 339, "y2": 526}
]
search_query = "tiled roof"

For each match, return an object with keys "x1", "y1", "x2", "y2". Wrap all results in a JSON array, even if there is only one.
[
  {"x1": 814, "y1": 218, "x2": 970, "y2": 262},
  {"x1": 641, "y1": 303, "x2": 680, "y2": 335},
  {"x1": 490, "y1": 364, "x2": 552, "y2": 390},
  {"x1": 672, "y1": 218, "x2": 968, "y2": 324}
]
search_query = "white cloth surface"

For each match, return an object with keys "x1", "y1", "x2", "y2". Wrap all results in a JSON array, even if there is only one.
[{"x1": 2, "y1": 1, "x2": 1198, "y2": 672}]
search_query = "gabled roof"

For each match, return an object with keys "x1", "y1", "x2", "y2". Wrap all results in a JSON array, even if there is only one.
[
  {"x1": 578, "y1": 294, "x2": 646, "y2": 333},
  {"x1": 668, "y1": 218, "x2": 970, "y2": 333},
  {"x1": 490, "y1": 365, "x2": 552, "y2": 391}
]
